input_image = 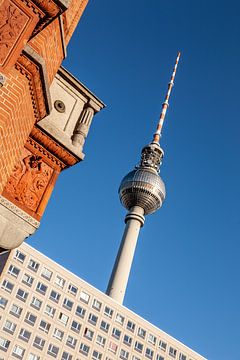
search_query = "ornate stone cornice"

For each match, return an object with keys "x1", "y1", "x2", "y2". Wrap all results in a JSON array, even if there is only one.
[
  {"x1": 28, "y1": 0, "x2": 70, "y2": 36},
  {"x1": 0, "y1": 195, "x2": 40, "y2": 229},
  {"x1": 30, "y1": 126, "x2": 78, "y2": 168}
]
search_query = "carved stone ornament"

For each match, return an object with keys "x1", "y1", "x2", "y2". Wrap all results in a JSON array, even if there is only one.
[
  {"x1": 4, "y1": 148, "x2": 53, "y2": 212},
  {"x1": 0, "y1": 0, "x2": 29, "y2": 67}
]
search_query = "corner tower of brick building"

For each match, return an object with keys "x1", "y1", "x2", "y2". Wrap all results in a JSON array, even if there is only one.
[{"x1": 0, "y1": 0, "x2": 104, "y2": 251}]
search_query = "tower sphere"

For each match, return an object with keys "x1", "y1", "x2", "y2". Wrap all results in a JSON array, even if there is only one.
[{"x1": 118, "y1": 167, "x2": 166, "y2": 215}]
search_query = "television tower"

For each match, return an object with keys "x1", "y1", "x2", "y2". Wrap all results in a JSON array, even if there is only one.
[{"x1": 106, "y1": 53, "x2": 181, "y2": 304}]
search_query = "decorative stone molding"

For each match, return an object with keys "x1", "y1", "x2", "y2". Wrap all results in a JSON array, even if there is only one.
[
  {"x1": 0, "y1": 195, "x2": 40, "y2": 228},
  {"x1": 15, "y1": 44, "x2": 51, "y2": 121},
  {"x1": 30, "y1": 127, "x2": 78, "y2": 168},
  {"x1": 30, "y1": 0, "x2": 70, "y2": 37},
  {"x1": 0, "y1": 195, "x2": 39, "y2": 250},
  {"x1": 23, "y1": 44, "x2": 52, "y2": 114}
]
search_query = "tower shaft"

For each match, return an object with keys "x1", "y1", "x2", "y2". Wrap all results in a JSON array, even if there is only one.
[
  {"x1": 106, "y1": 54, "x2": 180, "y2": 304},
  {"x1": 106, "y1": 206, "x2": 145, "y2": 304}
]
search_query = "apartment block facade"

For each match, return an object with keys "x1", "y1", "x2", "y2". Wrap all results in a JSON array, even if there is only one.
[{"x1": 0, "y1": 243, "x2": 206, "y2": 360}]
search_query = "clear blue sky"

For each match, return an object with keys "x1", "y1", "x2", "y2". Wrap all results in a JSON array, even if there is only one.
[{"x1": 30, "y1": 1, "x2": 240, "y2": 359}]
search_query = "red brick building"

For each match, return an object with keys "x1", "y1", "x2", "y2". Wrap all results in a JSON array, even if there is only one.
[{"x1": 0, "y1": 0, "x2": 104, "y2": 251}]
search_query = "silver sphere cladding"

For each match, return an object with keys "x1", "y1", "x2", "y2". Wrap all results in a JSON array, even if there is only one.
[{"x1": 118, "y1": 168, "x2": 166, "y2": 215}]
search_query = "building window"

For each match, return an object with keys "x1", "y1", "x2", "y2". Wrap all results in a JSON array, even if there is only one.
[
  {"x1": 41, "y1": 267, "x2": 53, "y2": 280},
  {"x1": 0, "y1": 336, "x2": 10, "y2": 351},
  {"x1": 91, "y1": 298, "x2": 101, "y2": 311},
  {"x1": 12, "y1": 344, "x2": 25, "y2": 359},
  {"x1": 100, "y1": 320, "x2": 110, "y2": 332},
  {"x1": 92, "y1": 350, "x2": 102, "y2": 360},
  {"x1": 169, "y1": 347, "x2": 177, "y2": 358},
  {"x1": 76, "y1": 305, "x2": 86, "y2": 318},
  {"x1": 50, "y1": 290, "x2": 60, "y2": 303},
  {"x1": 53, "y1": 328, "x2": 64, "y2": 341},
  {"x1": 66, "y1": 335, "x2": 77, "y2": 349},
  {"x1": 148, "y1": 333, "x2": 156, "y2": 345},
  {"x1": 45, "y1": 304, "x2": 56, "y2": 317},
  {"x1": 159, "y1": 340, "x2": 167, "y2": 351},
  {"x1": 96, "y1": 334, "x2": 106, "y2": 347},
  {"x1": 28, "y1": 353, "x2": 40, "y2": 360},
  {"x1": 88, "y1": 313, "x2": 98, "y2": 325},
  {"x1": 112, "y1": 327, "x2": 121, "y2": 339},
  {"x1": 55, "y1": 275, "x2": 65, "y2": 288},
  {"x1": 25, "y1": 312, "x2": 37, "y2": 326},
  {"x1": 28, "y1": 259, "x2": 40, "y2": 272},
  {"x1": 8, "y1": 264, "x2": 20, "y2": 277},
  {"x1": 15, "y1": 250, "x2": 26, "y2": 263},
  {"x1": 39, "y1": 320, "x2": 51, "y2": 333},
  {"x1": 179, "y1": 354, "x2": 187, "y2": 360},
  {"x1": 84, "y1": 327, "x2": 94, "y2": 340},
  {"x1": 33, "y1": 336, "x2": 45, "y2": 350},
  {"x1": 1, "y1": 279, "x2": 14, "y2": 293},
  {"x1": 80, "y1": 290, "x2": 90, "y2": 303},
  {"x1": 18, "y1": 328, "x2": 31, "y2": 342},
  {"x1": 59, "y1": 312, "x2": 69, "y2": 325},
  {"x1": 62, "y1": 351, "x2": 73, "y2": 360},
  {"x1": 145, "y1": 348, "x2": 154, "y2": 359},
  {"x1": 137, "y1": 327, "x2": 146, "y2": 339},
  {"x1": 120, "y1": 349, "x2": 129, "y2": 360},
  {"x1": 22, "y1": 273, "x2": 34, "y2": 287},
  {"x1": 156, "y1": 355, "x2": 164, "y2": 360},
  {"x1": 36, "y1": 281, "x2": 48, "y2": 295},
  {"x1": 134, "y1": 341, "x2": 143, "y2": 353},
  {"x1": 108, "y1": 341, "x2": 118, "y2": 354},
  {"x1": 79, "y1": 342, "x2": 90, "y2": 356},
  {"x1": 63, "y1": 297, "x2": 73, "y2": 310},
  {"x1": 16, "y1": 288, "x2": 28, "y2": 302},
  {"x1": 126, "y1": 320, "x2": 135, "y2": 332},
  {"x1": 3, "y1": 319, "x2": 16, "y2": 334},
  {"x1": 71, "y1": 320, "x2": 81, "y2": 333},
  {"x1": 31, "y1": 297, "x2": 42, "y2": 310},
  {"x1": 10, "y1": 303, "x2": 23, "y2": 317},
  {"x1": 68, "y1": 283, "x2": 78, "y2": 296},
  {"x1": 116, "y1": 313, "x2": 124, "y2": 325},
  {"x1": 47, "y1": 344, "x2": 59, "y2": 358},
  {"x1": 104, "y1": 306, "x2": 113, "y2": 318},
  {"x1": 0, "y1": 296, "x2": 8, "y2": 309},
  {"x1": 123, "y1": 334, "x2": 132, "y2": 346},
  {"x1": 132, "y1": 356, "x2": 141, "y2": 360}
]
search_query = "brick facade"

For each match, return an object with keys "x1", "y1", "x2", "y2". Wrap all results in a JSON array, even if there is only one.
[
  {"x1": 0, "y1": 0, "x2": 105, "y2": 250},
  {"x1": 0, "y1": 0, "x2": 88, "y2": 194}
]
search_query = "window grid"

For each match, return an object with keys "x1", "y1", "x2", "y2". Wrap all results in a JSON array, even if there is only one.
[{"x1": 0, "y1": 247, "x2": 201, "y2": 360}]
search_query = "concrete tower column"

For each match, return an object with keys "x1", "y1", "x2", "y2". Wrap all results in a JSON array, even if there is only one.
[
  {"x1": 106, "y1": 54, "x2": 180, "y2": 305},
  {"x1": 106, "y1": 206, "x2": 145, "y2": 304}
]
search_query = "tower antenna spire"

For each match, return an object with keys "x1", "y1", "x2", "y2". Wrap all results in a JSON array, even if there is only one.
[
  {"x1": 153, "y1": 52, "x2": 181, "y2": 144},
  {"x1": 106, "y1": 54, "x2": 181, "y2": 304}
]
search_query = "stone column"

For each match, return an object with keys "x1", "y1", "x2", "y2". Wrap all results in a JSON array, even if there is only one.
[
  {"x1": 106, "y1": 206, "x2": 145, "y2": 304},
  {"x1": 72, "y1": 105, "x2": 94, "y2": 149}
]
